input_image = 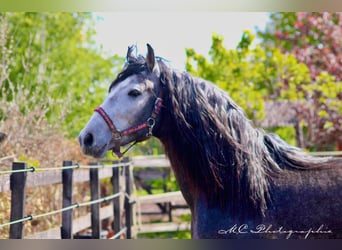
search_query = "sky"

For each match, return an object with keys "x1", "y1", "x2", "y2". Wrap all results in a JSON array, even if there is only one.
[{"x1": 93, "y1": 12, "x2": 270, "y2": 70}]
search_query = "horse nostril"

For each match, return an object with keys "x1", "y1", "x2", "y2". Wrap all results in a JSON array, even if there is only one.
[{"x1": 83, "y1": 133, "x2": 94, "y2": 147}]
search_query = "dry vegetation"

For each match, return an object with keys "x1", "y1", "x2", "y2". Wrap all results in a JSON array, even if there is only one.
[
  {"x1": 0, "y1": 105, "x2": 94, "y2": 238},
  {"x1": 0, "y1": 62, "x2": 93, "y2": 239},
  {"x1": 0, "y1": 14, "x2": 113, "y2": 238}
]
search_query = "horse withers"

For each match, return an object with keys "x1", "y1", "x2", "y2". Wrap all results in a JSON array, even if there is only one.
[{"x1": 79, "y1": 44, "x2": 342, "y2": 239}]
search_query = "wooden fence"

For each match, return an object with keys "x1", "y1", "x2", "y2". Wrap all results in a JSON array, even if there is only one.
[
  {"x1": 0, "y1": 158, "x2": 135, "y2": 239},
  {"x1": 2, "y1": 152, "x2": 340, "y2": 238},
  {"x1": 132, "y1": 155, "x2": 190, "y2": 235},
  {"x1": 0, "y1": 155, "x2": 190, "y2": 239}
]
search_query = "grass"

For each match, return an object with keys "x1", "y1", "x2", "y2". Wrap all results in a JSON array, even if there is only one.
[
  {"x1": 137, "y1": 230, "x2": 191, "y2": 239},
  {"x1": 137, "y1": 209, "x2": 192, "y2": 239},
  {"x1": 135, "y1": 188, "x2": 165, "y2": 196}
]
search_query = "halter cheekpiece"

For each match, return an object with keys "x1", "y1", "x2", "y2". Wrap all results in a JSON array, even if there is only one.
[{"x1": 94, "y1": 90, "x2": 163, "y2": 158}]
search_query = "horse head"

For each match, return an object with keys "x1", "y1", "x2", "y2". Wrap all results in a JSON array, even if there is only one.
[{"x1": 78, "y1": 44, "x2": 163, "y2": 158}]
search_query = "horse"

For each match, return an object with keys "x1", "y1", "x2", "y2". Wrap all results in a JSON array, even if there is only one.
[{"x1": 78, "y1": 44, "x2": 342, "y2": 239}]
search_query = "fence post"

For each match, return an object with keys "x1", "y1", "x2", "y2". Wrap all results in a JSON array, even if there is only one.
[
  {"x1": 90, "y1": 162, "x2": 101, "y2": 239},
  {"x1": 9, "y1": 162, "x2": 27, "y2": 239},
  {"x1": 61, "y1": 160, "x2": 74, "y2": 239},
  {"x1": 111, "y1": 161, "x2": 121, "y2": 237},
  {"x1": 124, "y1": 157, "x2": 133, "y2": 239}
]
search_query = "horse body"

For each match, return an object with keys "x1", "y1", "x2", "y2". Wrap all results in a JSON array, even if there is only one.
[
  {"x1": 156, "y1": 74, "x2": 342, "y2": 238},
  {"x1": 152, "y1": 150, "x2": 342, "y2": 239},
  {"x1": 189, "y1": 167, "x2": 342, "y2": 239},
  {"x1": 79, "y1": 44, "x2": 342, "y2": 239}
]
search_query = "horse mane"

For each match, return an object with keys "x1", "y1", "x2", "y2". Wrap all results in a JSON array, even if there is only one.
[
  {"x1": 112, "y1": 55, "x2": 341, "y2": 218},
  {"x1": 155, "y1": 60, "x2": 342, "y2": 218},
  {"x1": 109, "y1": 60, "x2": 147, "y2": 92}
]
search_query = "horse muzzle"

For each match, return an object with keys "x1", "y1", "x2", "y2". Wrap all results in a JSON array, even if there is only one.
[{"x1": 78, "y1": 131, "x2": 111, "y2": 158}]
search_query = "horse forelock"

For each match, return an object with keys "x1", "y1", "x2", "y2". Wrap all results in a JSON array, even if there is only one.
[
  {"x1": 109, "y1": 62, "x2": 147, "y2": 92},
  {"x1": 109, "y1": 56, "x2": 169, "y2": 92}
]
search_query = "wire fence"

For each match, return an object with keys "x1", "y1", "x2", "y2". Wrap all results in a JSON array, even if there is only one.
[
  {"x1": 0, "y1": 158, "x2": 134, "y2": 239},
  {"x1": 0, "y1": 161, "x2": 131, "y2": 175},
  {"x1": 0, "y1": 192, "x2": 122, "y2": 228},
  {"x1": 2, "y1": 152, "x2": 340, "y2": 238},
  {"x1": 1, "y1": 151, "x2": 340, "y2": 176}
]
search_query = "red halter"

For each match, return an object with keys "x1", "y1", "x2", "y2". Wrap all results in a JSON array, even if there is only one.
[{"x1": 94, "y1": 90, "x2": 163, "y2": 158}]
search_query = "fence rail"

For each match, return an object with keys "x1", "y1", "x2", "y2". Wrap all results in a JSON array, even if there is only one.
[
  {"x1": 0, "y1": 158, "x2": 134, "y2": 239},
  {"x1": 0, "y1": 154, "x2": 16, "y2": 163},
  {"x1": 0, "y1": 162, "x2": 131, "y2": 193}
]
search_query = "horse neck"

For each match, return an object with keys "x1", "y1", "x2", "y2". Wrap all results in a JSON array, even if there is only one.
[
  {"x1": 154, "y1": 77, "x2": 269, "y2": 217},
  {"x1": 156, "y1": 112, "x2": 197, "y2": 209}
]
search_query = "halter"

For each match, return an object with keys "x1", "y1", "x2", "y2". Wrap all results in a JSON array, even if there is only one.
[{"x1": 94, "y1": 90, "x2": 163, "y2": 158}]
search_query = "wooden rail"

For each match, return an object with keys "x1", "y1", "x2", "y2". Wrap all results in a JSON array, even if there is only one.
[
  {"x1": 138, "y1": 191, "x2": 184, "y2": 204},
  {"x1": 132, "y1": 155, "x2": 170, "y2": 168},
  {"x1": 0, "y1": 158, "x2": 133, "y2": 239},
  {"x1": 0, "y1": 165, "x2": 123, "y2": 193},
  {"x1": 26, "y1": 204, "x2": 115, "y2": 239},
  {"x1": 138, "y1": 222, "x2": 191, "y2": 234}
]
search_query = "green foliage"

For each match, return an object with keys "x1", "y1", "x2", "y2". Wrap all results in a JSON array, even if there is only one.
[
  {"x1": 146, "y1": 171, "x2": 179, "y2": 192},
  {"x1": 186, "y1": 15, "x2": 342, "y2": 150},
  {"x1": 185, "y1": 31, "x2": 311, "y2": 124},
  {"x1": 18, "y1": 155, "x2": 41, "y2": 167},
  {"x1": 186, "y1": 32, "x2": 263, "y2": 121},
  {"x1": 0, "y1": 12, "x2": 123, "y2": 137},
  {"x1": 259, "y1": 12, "x2": 342, "y2": 81},
  {"x1": 134, "y1": 169, "x2": 180, "y2": 196},
  {"x1": 266, "y1": 127, "x2": 297, "y2": 147},
  {"x1": 130, "y1": 138, "x2": 165, "y2": 157},
  {"x1": 258, "y1": 13, "x2": 298, "y2": 51},
  {"x1": 259, "y1": 12, "x2": 342, "y2": 149}
]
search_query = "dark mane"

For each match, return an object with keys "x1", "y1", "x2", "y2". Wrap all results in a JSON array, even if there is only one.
[
  {"x1": 109, "y1": 54, "x2": 169, "y2": 92},
  {"x1": 156, "y1": 61, "x2": 278, "y2": 216},
  {"x1": 156, "y1": 60, "x2": 341, "y2": 217},
  {"x1": 109, "y1": 62, "x2": 147, "y2": 92}
]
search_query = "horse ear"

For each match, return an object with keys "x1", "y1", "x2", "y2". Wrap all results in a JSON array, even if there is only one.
[
  {"x1": 126, "y1": 45, "x2": 136, "y2": 64},
  {"x1": 160, "y1": 72, "x2": 167, "y2": 86},
  {"x1": 146, "y1": 43, "x2": 155, "y2": 72}
]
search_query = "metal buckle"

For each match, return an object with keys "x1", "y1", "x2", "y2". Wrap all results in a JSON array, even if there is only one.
[
  {"x1": 112, "y1": 132, "x2": 121, "y2": 141},
  {"x1": 146, "y1": 118, "x2": 156, "y2": 137}
]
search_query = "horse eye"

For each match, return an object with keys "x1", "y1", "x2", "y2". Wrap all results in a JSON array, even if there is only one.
[{"x1": 128, "y1": 89, "x2": 142, "y2": 97}]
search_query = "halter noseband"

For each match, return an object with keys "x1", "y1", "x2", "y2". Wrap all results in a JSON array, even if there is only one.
[{"x1": 94, "y1": 90, "x2": 163, "y2": 158}]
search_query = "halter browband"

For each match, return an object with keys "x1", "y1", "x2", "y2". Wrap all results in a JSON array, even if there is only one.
[{"x1": 94, "y1": 90, "x2": 163, "y2": 158}]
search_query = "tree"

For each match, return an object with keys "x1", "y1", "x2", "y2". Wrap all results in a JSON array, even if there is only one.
[
  {"x1": 0, "y1": 13, "x2": 123, "y2": 137},
  {"x1": 186, "y1": 28, "x2": 342, "y2": 150},
  {"x1": 259, "y1": 12, "x2": 341, "y2": 81},
  {"x1": 0, "y1": 12, "x2": 126, "y2": 167},
  {"x1": 259, "y1": 12, "x2": 342, "y2": 150},
  {"x1": 185, "y1": 31, "x2": 311, "y2": 124}
]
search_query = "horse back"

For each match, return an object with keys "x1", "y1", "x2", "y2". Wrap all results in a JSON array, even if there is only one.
[
  {"x1": 192, "y1": 166, "x2": 342, "y2": 239},
  {"x1": 266, "y1": 167, "x2": 342, "y2": 238}
]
